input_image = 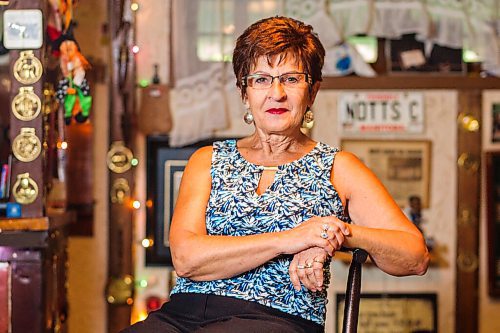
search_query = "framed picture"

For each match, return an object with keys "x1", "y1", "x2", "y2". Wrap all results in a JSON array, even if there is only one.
[
  {"x1": 145, "y1": 136, "x2": 234, "y2": 266},
  {"x1": 486, "y1": 152, "x2": 500, "y2": 297},
  {"x1": 482, "y1": 92, "x2": 500, "y2": 150},
  {"x1": 387, "y1": 33, "x2": 464, "y2": 74},
  {"x1": 341, "y1": 140, "x2": 431, "y2": 208},
  {"x1": 336, "y1": 293, "x2": 437, "y2": 332},
  {"x1": 145, "y1": 136, "x2": 198, "y2": 266}
]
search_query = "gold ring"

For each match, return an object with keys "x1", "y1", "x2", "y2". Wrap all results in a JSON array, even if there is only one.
[
  {"x1": 297, "y1": 265, "x2": 305, "y2": 269},
  {"x1": 305, "y1": 262, "x2": 313, "y2": 269},
  {"x1": 313, "y1": 259, "x2": 324, "y2": 264}
]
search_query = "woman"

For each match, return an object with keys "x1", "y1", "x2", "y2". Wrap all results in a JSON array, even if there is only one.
[{"x1": 124, "y1": 16, "x2": 429, "y2": 333}]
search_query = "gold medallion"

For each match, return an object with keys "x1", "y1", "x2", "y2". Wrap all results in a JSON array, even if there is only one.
[
  {"x1": 12, "y1": 128, "x2": 41, "y2": 162},
  {"x1": 12, "y1": 172, "x2": 39, "y2": 205},
  {"x1": 106, "y1": 141, "x2": 134, "y2": 173},
  {"x1": 11, "y1": 86, "x2": 41, "y2": 121},
  {"x1": 110, "y1": 178, "x2": 130, "y2": 204},
  {"x1": 13, "y1": 50, "x2": 43, "y2": 85}
]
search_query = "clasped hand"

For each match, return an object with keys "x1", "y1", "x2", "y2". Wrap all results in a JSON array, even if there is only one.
[{"x1": 287, "y1": 216, "x2": 350, "y2": 292}]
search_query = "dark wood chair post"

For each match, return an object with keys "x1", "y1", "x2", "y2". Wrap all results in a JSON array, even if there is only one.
[{"x1": 342, "y1": 248, "x2": 368, "y2": 333}]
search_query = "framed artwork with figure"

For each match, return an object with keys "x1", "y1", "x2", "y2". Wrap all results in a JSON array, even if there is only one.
[{"x1": 145, "y1": 136, "x2": 234, "y2": 266}]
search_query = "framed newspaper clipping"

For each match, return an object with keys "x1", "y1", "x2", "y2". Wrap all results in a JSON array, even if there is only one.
[{"x1": 341, "y1": 140, "x2": 432, "y2": 208}]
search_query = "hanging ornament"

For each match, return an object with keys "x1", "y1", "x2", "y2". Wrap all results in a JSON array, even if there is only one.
[{"x1": 56, "y1": 40, "x2": 92, "y2": 125}]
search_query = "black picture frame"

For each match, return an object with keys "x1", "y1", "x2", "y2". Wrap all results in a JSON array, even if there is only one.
[
  {"x1": 388, "y1": 33, "x2": 464, "y2": 74},
  {"x1": 336, "y1": 293, "x2": 437, "y2": 332},
  {"x1": 145, "y1": 136, "x2": 234, "y2": 266},
  {"x1": 486, "y1": 152, "x2": 500, "y2": 297}
]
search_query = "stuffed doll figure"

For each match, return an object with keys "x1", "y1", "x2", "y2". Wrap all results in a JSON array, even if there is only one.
[{"x1": 56, "y1": 40, "x2": 92, "y2": 125}]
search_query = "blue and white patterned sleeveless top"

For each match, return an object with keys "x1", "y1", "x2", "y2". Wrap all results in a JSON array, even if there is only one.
[{"x1": 171, "y1": 139, "x2": 349, "y2": 325}]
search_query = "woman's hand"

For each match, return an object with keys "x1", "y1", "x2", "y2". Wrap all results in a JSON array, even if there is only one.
[
  {"x1": 283, "y1": 216, "x2": 350, "y2": 256},
  {"x1": 289, "y1": 247, "x2": 328, "y2": 292}
]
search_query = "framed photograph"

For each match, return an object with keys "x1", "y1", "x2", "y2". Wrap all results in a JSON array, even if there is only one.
[
  {"x1": 336, "y1": 293, "x2": 437, "y2": 332},
  {"x1": 482, "y1": 92, "x2": 500, "y2": 150},
  {"x1": 486, "y1": 152, "x2": 500, "y2": 297},
  {"x1": 145, "y1": 136, "x2": 234, "y2": 266},
  {"x1": 341, "y1": 140, "x2": 431, "y2": 208},
  {"x1": 145, "y1": 136, "x2": 199, "y2": 266}
]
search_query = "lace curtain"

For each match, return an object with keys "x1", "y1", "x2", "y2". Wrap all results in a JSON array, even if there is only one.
[{"x1": 168, "y1": 0, "x2": 499, "y2": 146}]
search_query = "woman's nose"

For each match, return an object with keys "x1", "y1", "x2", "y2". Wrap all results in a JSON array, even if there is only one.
[{"x1": 268, "y1": 79, "x2": 286, "y2": 100}]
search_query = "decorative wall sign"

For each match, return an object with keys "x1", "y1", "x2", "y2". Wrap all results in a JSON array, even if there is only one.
[
  {"x1": 338, "y1": 91, "x2": 424, "y2": 134},
  {"x1": 13, "y1": 50, "x2": 43, "y2": 84},
  {"x1": 3, "y1": 9, "x2": 43, "y2": 49},
  {"x1": 12, "y1": 127, "x2": 41, "y2": 162},
  {"x1": 336, "y1": 293, "x2": 437, "y2": 333},
  {"x1": 11, "y1": 86, "x2": 41, "y2": 121},
  {"x1": 12, "y1": 172, "x2": 38, "y2": 204},
  {"x1": 341, "y1": 139, "x2": 431, "y2": 208}
]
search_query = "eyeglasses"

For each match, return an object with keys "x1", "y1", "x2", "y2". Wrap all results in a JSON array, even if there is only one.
[{"x1": 241, "y1": 72, "x2": 311, "y2": 89}]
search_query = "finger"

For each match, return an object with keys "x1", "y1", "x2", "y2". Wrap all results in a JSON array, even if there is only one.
[
  {"x1": 304, "y1": 268, "x2": 317, "y2": 291},
  {"x1": 327, "y1": 236, "x2": 340, "y2": 251},
  {"x1": 303, "y1": 260, "x2": 317, "y2": 290},
  {"x1": 324, "y1": 217, "x2": 350, "y2": 235},
  {"x1": 312, "y1": 258, "x2": 326, "y2": 288},
  {"x1": 297, "y1": 264, "x2": 314, "y2": 290},
  {"x1": 324, "y1": 242, "x2": 334, "y2": 256},
  {"x1": 331, "y1": 231, "x2": 344, "y2": 250},
  {"x1": 289, "y1": 259, "x2": 302, "y2": 291}
]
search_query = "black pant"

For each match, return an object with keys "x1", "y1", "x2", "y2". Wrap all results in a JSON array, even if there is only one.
[{"x1": 121, "y1": 293, "x2": 324, "y2": 333}]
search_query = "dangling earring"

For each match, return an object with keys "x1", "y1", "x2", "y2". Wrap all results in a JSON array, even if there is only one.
[
  {"x1": 243, "y1": 103, "x2": 254, "y2": 124},
  {"x1": 302, "y1": 107, "x2": 314, "y2": 129}
]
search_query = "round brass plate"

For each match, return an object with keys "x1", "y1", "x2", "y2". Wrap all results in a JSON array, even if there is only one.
[
  {"x1": 12, "y1": 172, "x2": 39, "y2": 205},
  {"x1": 107, "y1": 141, "x2": 134, "y2": 174},
  {"x1": 12, "y1": 128, "x2": 41, "y2": 162},
  {"x1": 13, "y1": 51, "x2": 43, "y2": 85},
  {"x1": 12, "y1": 86, "x2": 41, "y2": 121}
]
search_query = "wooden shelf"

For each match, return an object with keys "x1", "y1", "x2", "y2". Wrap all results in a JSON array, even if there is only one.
[
  {"x1": 0, "y1": 211, "x2": 75, "y2": 232},
  {"x1": 0, "y1": 217, "x2": 49, "y2": 231},
  {"x1": 321, "y1": 75, "x2": 500, "y2": 90}
]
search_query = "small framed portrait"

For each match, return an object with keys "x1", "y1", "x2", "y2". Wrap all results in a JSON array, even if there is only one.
[{"x1": 483, "y1": 91, "x2": 500, "y2": 151}]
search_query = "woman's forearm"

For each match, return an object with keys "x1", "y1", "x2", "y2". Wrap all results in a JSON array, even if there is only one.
[
  {"x1": 343, "y1": 224, "x2": 430, "y2": 276},
  {"x1": 171, "y1": 231, "x2": 287, "y2": 281}
]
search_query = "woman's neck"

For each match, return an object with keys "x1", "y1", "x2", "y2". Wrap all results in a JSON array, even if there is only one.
[{"x1": 237, "y1": 132, "x2": 316, "y2": 166}]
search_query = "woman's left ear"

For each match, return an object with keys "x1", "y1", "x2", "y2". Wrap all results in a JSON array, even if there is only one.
[{"x1": 309, "y1": 81, "x2": 321, "y2": 105}]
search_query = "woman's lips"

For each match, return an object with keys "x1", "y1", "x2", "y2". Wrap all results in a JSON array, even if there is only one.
[{"x1": 266, "y1": 108, "x2": 288, "y2": 114}]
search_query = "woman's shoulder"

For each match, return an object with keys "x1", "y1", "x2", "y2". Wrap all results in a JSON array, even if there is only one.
[
  {"x1": 188, "y1": 139, "x2": 238, "y2": 165},
  {"x1": 186, "y1": 145, "x2": 214, "y2": 170}
]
